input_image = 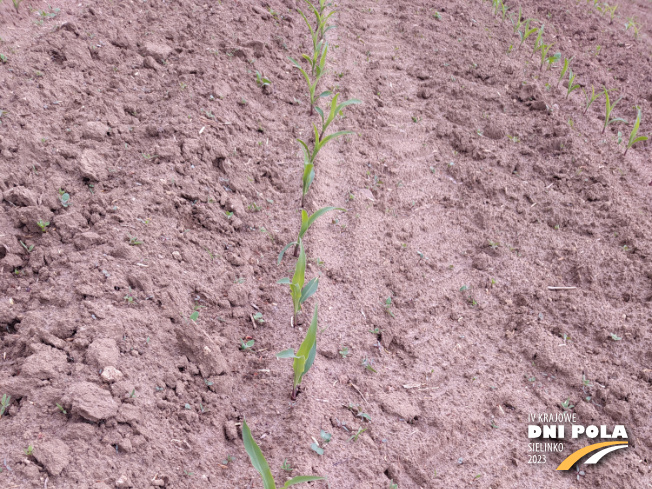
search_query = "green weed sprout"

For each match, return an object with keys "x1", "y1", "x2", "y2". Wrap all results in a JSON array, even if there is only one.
[
  {"x1": 256, "y1": 71, "x2": 271, "y2": 88},
  {"x1": 557, "y1": 57, "x2": 571, "y2": 87},
  {"x1": 277, "y1": 239, "x2": 319, "y2": 326},
  {"x1": 624, "y1": 106, "x2": 648, "y2": 155},
  {"x1": 518, "y1": 20, "x2": 539, "y2": 50},
  {"x1": 242, "y1": 418, "x2": 324, "y2": 487},
  {"x1": 602, "y1": 88, "x2": 625, "y2": 133},
  {"x1": 277, "y1": 207, "x2": 345, "y2": 261},
  {"x1": 12, "y1": 0, "x2": 24, "y2": 12},
  {"x1": 36, "y1": 219, "x2": 50, "y2": 232},
  {"x1": 566, "y1": 69, "x2": 581, "y2": 99},
  {"x1": 289, "y1": 43, "x2": 328, "y2": 115},
  {"x1": 582, "y1": 85, "x2": 601, "y2": 114},
  {"x1": 0, "y1": 394, "x2": 10, "y2": 417},
  {"x1": 276, "y1": 304, "x2": 319, "y2": 399}
]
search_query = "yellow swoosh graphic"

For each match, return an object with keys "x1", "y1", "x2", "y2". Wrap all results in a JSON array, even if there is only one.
[{"x1": 556, "y1": 441, "x2": 628, "y2": 470}]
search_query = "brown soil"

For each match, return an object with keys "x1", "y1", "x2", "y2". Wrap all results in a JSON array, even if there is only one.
[{"x1": 1, "y1": 0, "x2": 652, "y2": 488}]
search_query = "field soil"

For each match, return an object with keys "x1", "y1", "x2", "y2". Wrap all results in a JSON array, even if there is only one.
[{"x1": 1, "y1": 0, "x2": 652, "y2": 487}]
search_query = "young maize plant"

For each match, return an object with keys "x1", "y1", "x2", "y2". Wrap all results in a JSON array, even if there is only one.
[
  {"x1": 624, "y1": 106, "x2": 648, "y2": 155},
  {"x1": 296, "y1": 97, "x2": 358, "y2": 205},
  {"x1": 566, "y1": 69, "x2": 581, "y2": 99},
  {"x1": 602, "y1": 88, "x2": 625, "y2": 134},
  {"x1": 538, "y1": 43, "x2": 554, "y2": 70},
  {"x1": 499, "y1": 0, "x2": 509, "y2": 22},
  {"x1": 276, "y1": 304, "x2": 319, "y2": 400},
  {"x1": 277, "y1": 239, "x2": 318, "y2": 327},
  {"x1": 276, "y1": 207, "x2": 345, "y2": 260},
  {"x1": 518, "y1": 20, "x2": 539, "y2": 50},
  {"x1": 511, "y1": 7, "x2": 523, "y2": 34},
  {"x1": 557, "y1": 57, "x2": 571, "y2": 87},
  {"x1": 289, "y1": 43, "x2": 328, "y2": 115},
  {"x1": 544, "y1": 51, "x2": 561, "y2": 71},
  {"x1": 302, "y1": 0, "x2": 336, "y2": 42},
  {"x1": 582, "y1": 85, "x2": 602, "y2": 114},
  {"x1": 532, "y1": 25, "x2": 545, "y2": 58},
  {"x1": 242, "y1": 418, "x2": 324, "y2": 487}
]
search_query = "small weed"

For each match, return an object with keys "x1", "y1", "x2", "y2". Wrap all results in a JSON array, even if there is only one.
[
  {"x1": 128, "y1": 236, "x2": 143, "y2": 246},
  {"x1": 281, "y1": 459, "x2": 293, "y2": 472},
  {"x1": 56, "y1": 403, "x2": 67, "y2": 415},
  {"x1": 582, "y1": 85, "x2": 601, "y2": 114},
  {"x1": 610, "y1": 333, "x2": 622, "y2": 341},
  {"x1": 239, "y1": 339, "x2": 255, "y2": 351},
  {"x1": 252, "y1": 312, "x2": 265, "y2": 325},
  {"x1": 362, "y1": 357, "x2": 376, "y2": 373},
  {"x1": 58, "y1": 189, "x2": 71, "y2": 207},
  {"x1": 25, "y1": 445, "x2": 34, "y2": 456},
  {"x1": 0, "y1": 394, "x2": 10, "y2": 417},
  {"x1": 349, "y1": 427, "x2": 367, "y2": 442},
  {"x1": 20, "y1": 240, "x2": 34, "y2": 254},
  {"x1": 255, "y1": 71, "x2": 271, "y2": 87},
  {"x1": 384, "y1": 296, "x2": 395, "y2": 318},
  {"x1": 339, "y1": 347, "x2": 351, "y2": 358},
  {"x1": 0, "y1": 54, "x2": 7, "y2": 63},
  {"x1": 561, "y1": 399, "x2": 574, "y2": 411}
]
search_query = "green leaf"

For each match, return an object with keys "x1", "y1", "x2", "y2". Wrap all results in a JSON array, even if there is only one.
[
  {"x1": 242, "y1": 419, "x2": 277, "y2": 489},
  {"x1": 300, "y1": 277, "x2": 319, "y2": 304},
  {"x1": 277, "y1": 242, "x2": 297, "y2": 265},
  {"x1": 310, "y1": 443, "x2": 324, "y2": 455},
  {"x1": 276, "y1": 349, "x2": 297, "y2": 359},
  {"x1": 189, "y1": 311, "x2": 199, "y2": 322},
  {"x1": 293, "y1": 304, "x2": 318, "y2": 388},
  {"x1": 292, "y1": 239, "x2": 306, "y2": 292},
  {"x1": 298, "y1": 206, "x2": 345, "y2": 239},
  {"x1": 630, "y1": 136, "x2": 648, "y2": 145},
  {"x1": 302, "y1": 163, "x2": 315, "y2": 198},
  {"x1": 318, "y1": 90, "x2": 332, "y2": 98},
  {"x1": 277, "y1": 277, "x2": 291, "y2": 284},
  {"x1": 283, "y1": 476, "x2": 325, "y2": 488},
  {"x1": 316, "y1": 130, "x2": 353, "y2": 153}
]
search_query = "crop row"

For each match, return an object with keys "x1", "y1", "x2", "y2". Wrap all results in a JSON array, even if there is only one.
[
  {"x1": 489, "y1": 0, "x2": 648, "y2": 155},
  {"x1": 242, "y1": 1, "x2": 360, "y2": 487}
]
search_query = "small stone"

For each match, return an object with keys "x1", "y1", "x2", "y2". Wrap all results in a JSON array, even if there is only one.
[
  {"x1": 32, "y1": 438, "x2": 70, "y2": 476},
  {"x1": 79, "y1": 149, "x2": 107, "y2": 181},
  {"x1": 115, "y1": 474, "x2": 133, "y2": 488},
  {"x1": 69, "y1": 382, "x2": 118, "y2": 422},
  {"x1": 3, "y1": 186, "x2": 38, "y2": 207},
  {"x1": 139, "y1": 42, "x2": 172, "y2": 61},
  {"x1": 101, "y1": 366, "x2": 123, "y2": 383},
  {"x1": 86, "y1": 338, "x2": 120, "y2": 367}
]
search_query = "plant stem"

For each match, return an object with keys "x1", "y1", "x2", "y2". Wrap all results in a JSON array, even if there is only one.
[{"x1": 293, "y1": 243, "x2": 300, "y2": 257}]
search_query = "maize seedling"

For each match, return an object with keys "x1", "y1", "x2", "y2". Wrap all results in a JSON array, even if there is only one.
[
  {"x1": 511, "y1": 7, "x2": 523, "y2": 34},
  {"x1": 242, "y1": 418, "x2": 324, "y2": 487},
  {"x1": 557, "y1": 57, "x2": 571, "y2": 87},
  {"x1": 276, "y1": 207, "x2": 345, "y2": 259},
  {"x1": 277, "y1": 239, "x2": 318, "y2": 327},
  {"x1": 289, "y1": 43, "x2": 328, "y2": 115},
  {"x1": 532, "y1": 25, "x2": 545, "y2": 57},
  {"x1": 518, "y1": 20, "x2": 539, "y2": 50},
  {"x1": 255, "y1": 71, "x2": 271, "y2": 88},
  {"x1": 566, "y1": 70, "x2": 581, "y2": 99},
  {"x1": 624, "y1": 106, "x2": 648, "y2": 155},
  {"x1": 602, "y1": 88, "x2": 625, "y2": 134},
  {"x1": 582, "y1": 85, "x2": 602, "y2": 114},
  {"x1": 298, "y1": 124, "x2": 353, "y2": 170},
  {"x1": 538, "y1": 43, "x2": 554, "y2": 70},
  {"x1": 315, "y1": 93, "x2": 361, "y2": 141},
  {"x1": 302, "y1": 0, "x2": 336, "y2": 41},
  {"x1": 544, "y1": 51, "x2": 560, "y2": 71},
  {"x1": 276, "y1": 304, "x2": 319, "y2": 400}
]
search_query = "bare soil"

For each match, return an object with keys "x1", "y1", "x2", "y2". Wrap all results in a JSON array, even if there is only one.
[{"x1": 1, "y1": 0, "x2": 652, "y2": 488}]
